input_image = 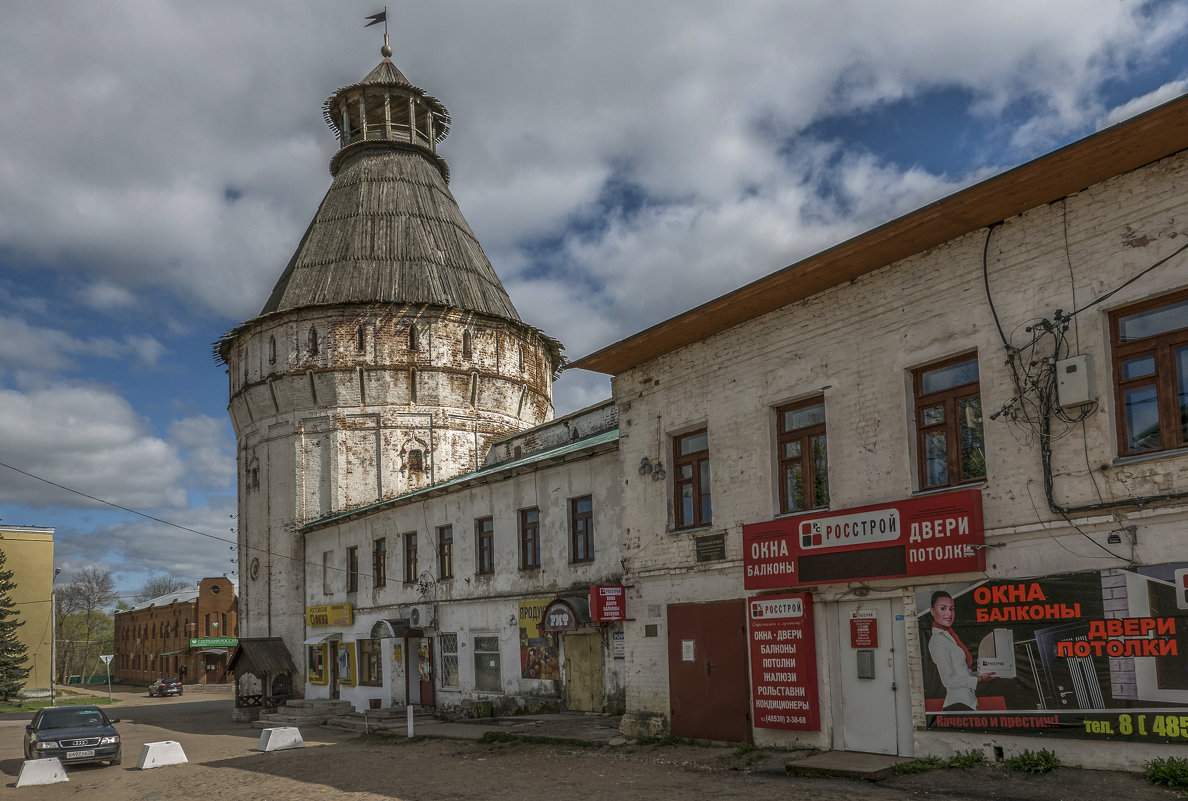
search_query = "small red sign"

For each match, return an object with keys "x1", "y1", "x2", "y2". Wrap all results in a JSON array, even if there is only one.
[
  {"x1": 742, "y1": 488, "x2": 985, "y2": 590},
  {"x1": 589, "y1": 585, "x2": 626, "y2": 622},
  {"x1": 748, "y1": 592, "x2": 820, "y2": 731},
  {"x1": 850, "y1": 613, "x2": 878, "y2": 648}
]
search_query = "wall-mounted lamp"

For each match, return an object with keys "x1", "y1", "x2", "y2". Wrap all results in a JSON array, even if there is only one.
[{"x1": 639, "y1": 456, "x2": 666, "y2": 481}]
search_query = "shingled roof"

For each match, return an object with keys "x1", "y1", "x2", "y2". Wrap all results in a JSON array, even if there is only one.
[{"x1": 257, "y1": 147, "x2": 522, "y2": 321}]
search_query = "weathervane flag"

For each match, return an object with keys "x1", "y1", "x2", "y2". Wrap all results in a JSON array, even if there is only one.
[{"x1": 365, "y1": 11, "x2": 387, "y2": 28}]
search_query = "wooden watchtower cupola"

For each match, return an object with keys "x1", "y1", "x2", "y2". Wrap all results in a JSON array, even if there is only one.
[{"x1": 324, "y1": 35, "x2": 452, "y2": 179}]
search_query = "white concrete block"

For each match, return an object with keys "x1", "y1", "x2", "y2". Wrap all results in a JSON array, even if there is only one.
[
  {"x1": 16, "y1": 758, "x2": 68, "y2": 787},
  {"x1": 256, "y1": 726, "x2": 305, "y2": 752},
  {"x1": 136, "y1": 740, "x2": 188, "y2": 769}
]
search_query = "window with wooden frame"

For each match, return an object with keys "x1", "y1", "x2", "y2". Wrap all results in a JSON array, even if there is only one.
[
  {"x1": 673, "y1": 429, "x2": 711, "y2": 529},
  {"x1": 913, "y1": 353, "x2": 985, "y2": 490},
  {"x1": 570, "y1": 496, "x2": 594, "y2": 562},
  {"x1": 777, "y1": 398, "x2": 829, "y2": 513},
  {"x1": 519, "y1": 508, "x2": 540, "y2": 570},
  {"x1": 476, "y1": 517, "x2": 494, "y2": 575},
  {"x1": 1110, "y1": 288, "x2": 1188, "y2": 457},
  {"x1": 357, "y1": 639, "x2": 382, "y2": 686},
  {"x1": 372, "y1": 537, "x2": 387, "y2": 588},
  {"x1": 403, "y1": 532, "x2": 418, "y2": 583},
  {"x1": 438, "y1": 524, "x2": 454, "y2": 579},
  {"x1": 347, "y1": 546, "x2": 359, "y2": 593}
]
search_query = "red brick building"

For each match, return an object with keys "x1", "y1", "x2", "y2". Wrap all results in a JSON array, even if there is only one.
[{"x1": 113, "y1": 577, "x2": 239, "y2": 685}]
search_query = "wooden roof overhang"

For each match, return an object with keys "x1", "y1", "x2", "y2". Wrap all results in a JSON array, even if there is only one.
[{"x1": 568, "y1": 94, "x2": 1188, "y2": 376}]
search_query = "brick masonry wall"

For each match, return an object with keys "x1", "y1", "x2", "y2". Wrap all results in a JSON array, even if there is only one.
[{"x1": 612, "y1": 148, "x2": 1188, "y2": 746}]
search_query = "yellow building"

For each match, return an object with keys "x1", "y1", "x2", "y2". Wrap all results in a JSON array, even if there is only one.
[{"x1": 0, "y1": 526, "x2": 55, "y2": 694}]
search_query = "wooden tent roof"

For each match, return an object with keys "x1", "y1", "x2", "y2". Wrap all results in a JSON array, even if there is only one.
[
  {"x1": 227, "y1": 637, "x2": 297, "y2": 677},
  {"x1": 568, "y1": 93, "x2": 1188, "y2": 376},
  {"x1": 257, "y1": 148, "x2": 522, "y2": 322}
]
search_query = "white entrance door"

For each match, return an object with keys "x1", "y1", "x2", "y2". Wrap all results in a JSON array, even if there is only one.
[{"x1": 835, "y1": 599, "x2": 912, "y2": 755}]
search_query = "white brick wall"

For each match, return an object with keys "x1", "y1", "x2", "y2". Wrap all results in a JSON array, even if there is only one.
[{"x1": 612, "y1": 148, "x2": 1188, "y2": 764}]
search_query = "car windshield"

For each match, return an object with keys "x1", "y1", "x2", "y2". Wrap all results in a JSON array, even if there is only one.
[{"x1": 39, "y1": 708, "x2": 107, "y2": 729}]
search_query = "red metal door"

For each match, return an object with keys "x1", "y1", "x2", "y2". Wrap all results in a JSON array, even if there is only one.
[{"x1": 667, "y1": 600, "x2": 751, "y2": 742}]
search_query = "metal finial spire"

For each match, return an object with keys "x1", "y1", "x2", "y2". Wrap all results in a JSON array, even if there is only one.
[{"x1": 364, "y1": 8, "x2": 391, "y2": 57}]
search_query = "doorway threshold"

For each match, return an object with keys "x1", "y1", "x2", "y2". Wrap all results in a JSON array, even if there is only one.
[{"x1": 786, "y1": 750, "x2": 914, "y2": 781}]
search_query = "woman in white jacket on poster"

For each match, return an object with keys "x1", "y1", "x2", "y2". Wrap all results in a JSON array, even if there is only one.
[{"x1": 928, "y1": 591, "x2": 994, "y2": 710}]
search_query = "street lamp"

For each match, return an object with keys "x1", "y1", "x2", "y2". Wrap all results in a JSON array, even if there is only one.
[{"x1": 49, "y1": 567, "x2": 62, "y2": 707}]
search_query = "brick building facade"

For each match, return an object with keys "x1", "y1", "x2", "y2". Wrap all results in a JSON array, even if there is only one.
[{"x1": 113, "y1": 577, "x2": 238, "y2": 685}]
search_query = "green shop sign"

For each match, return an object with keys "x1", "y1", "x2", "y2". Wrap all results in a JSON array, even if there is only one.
[{"x1": 190, "y1": 637, "x2": 238, "y2": 648}]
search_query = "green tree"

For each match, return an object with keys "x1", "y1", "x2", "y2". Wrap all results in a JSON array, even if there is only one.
[
  {"x1": 0, "y1": 548, "x2": 30, "y2": 701},
  {"x1": 56, "y1": 568, "x2": 117, "y2": 683}
]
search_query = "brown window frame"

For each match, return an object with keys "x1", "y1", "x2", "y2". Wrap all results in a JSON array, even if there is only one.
[
  {"x1": 437, "y1": 524, "x2": 454, "y2": 580},
  {"x1": 403, "y1": 532, "x2": 418, "y2": 583},
  {"x1": 476, "y1": 517, "x2": 494, "y2": 575},
  {"x1": 372, "y1": 537, "x2": 387, "y2": 588},
  {"x1": 776, "y1": 398, "x2": 829, "y2": 513},
  {"x1": 1110, "y1": 287, "x2": 1188, "y2": 457},
  {"x1": 570, "y1": 495, "x2": 594, "y2": 563},
  {"x1": 913, "y1": 352, "x2": 985, "y2": 490},
  {"x1": 673, "y1": 429, "x2": 711, "y2": 529},
  {"x1": 357, "y1": 638, "x2": 383, "y2": 686},
  {"x1": 519, "y1": 508, "x2": 541, "y2": 570},
  {"x1": 347, "y1": 546, "x2": 359, "y2": 593}
]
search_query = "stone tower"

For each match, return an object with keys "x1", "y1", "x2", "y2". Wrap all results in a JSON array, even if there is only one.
[{"x1": 216, "y1": 39, "x2": 562, "y2": 662}]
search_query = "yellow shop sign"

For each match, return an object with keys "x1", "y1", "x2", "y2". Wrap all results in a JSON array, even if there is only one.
[{"x1": 305, "y1": 603, "x2": 353, "y2": 627}]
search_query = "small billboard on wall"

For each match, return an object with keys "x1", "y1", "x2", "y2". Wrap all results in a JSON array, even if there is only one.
[
  {"x1": 742, "y1": 488, "x2": 985, "y2": 590},
  {"x1": 747, "y1": 592, "x2": 820, "y2": 731},
  {"x1": 917, "y1": 563, "x2": 1188, "y2": 744}
]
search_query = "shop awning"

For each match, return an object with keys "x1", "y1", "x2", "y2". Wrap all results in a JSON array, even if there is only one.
[
  {"x1": 228, "y1": 637, "x2": 298, "y2": 677},
  {"x1": 159, "y1": 648, "x2": 187, "y2": 656},
  {"x1": 370, "y1": 618, "x2": 422, "y2": 639},
  {"x1": 199, "y1": 648, "x2": 229, "y2": 655},
  {"x1": 302, "y1": 632, "x2": 342, "y2": 645}
]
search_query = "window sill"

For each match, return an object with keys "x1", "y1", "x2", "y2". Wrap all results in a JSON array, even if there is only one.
[
  {"x1": 911, "y1": 481, "x2": 987, "y2": 498},
  {"x1": 773, "y1": 506, "x2": 830, "y2": 521},
  {"x1": 1113, "y1": 446, "x2": 1188, "y2": 468},
  {"x1": 669, "y1": 524, "x2": 714, "y2": 535}
]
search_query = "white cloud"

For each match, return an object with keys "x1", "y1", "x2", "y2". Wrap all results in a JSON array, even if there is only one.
[{"x1": 0, "y1": 384, "x2": 187, "y2": 509}]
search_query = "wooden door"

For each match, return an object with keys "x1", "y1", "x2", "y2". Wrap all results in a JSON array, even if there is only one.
[
  {"x1": 564, "y1": 633, "x2": 604, "y2": 712},
  {"x1": 668, "y1": 600, "x2": 751, "y2": 742},
  {"x1": 418, "y1": 638, "x2": 435, "y2": 707}
]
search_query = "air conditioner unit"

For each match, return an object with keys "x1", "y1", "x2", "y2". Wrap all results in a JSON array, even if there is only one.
[{"x1": 408, "y1": 603, "x2": 437, "y2": 629}]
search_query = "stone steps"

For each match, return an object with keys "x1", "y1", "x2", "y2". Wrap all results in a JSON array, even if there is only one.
[{"x1": 251, "y1": 699, "x2": 354, "y2": 729}]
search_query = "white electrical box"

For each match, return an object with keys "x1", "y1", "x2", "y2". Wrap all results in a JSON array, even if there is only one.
[{"x1": 1056, "y1": 354, "x2": 1095, "y2": 408}]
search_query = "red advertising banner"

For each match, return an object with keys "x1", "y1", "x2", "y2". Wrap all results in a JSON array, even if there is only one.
[
  {"x1": 748, "y1": 592, "x2": 820, "y2": 731},
  {"x1": 916, "y1": 564, "x2": 1188, "y2": 744},
  {"x1": 850, "y1": 610, "x2": 878, "y2": 648},
  {"x1": 590, "y1": 585, "x2": 626, "y2": 622},
  {"x1": 742, "y1": 488, "x2": 985, "y2": 590}
]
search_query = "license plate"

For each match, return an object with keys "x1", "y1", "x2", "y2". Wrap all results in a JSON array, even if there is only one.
[{"x1": 67, "y1": 750, "x2": 95, "y2": 759}]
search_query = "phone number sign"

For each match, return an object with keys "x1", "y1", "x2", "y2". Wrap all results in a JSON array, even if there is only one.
[{"x1": 748, "y1": 592, "x2": 820, "y2": 731}]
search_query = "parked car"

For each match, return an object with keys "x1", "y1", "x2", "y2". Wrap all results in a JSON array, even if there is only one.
[
  {"x1": 23, "y1": 705, "x2": 121, "y2": 766},
  {"x1": 148, "y1": 677, "x2": 183, "y2": 697}
]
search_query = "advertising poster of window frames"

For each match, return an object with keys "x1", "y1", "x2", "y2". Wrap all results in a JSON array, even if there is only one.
[
  {"x1": 916, "y1": 563, "x2": 1188, "y2": 743},
  {"x1": 518, "y1": 600, "x2": 560, "y2": 680}
]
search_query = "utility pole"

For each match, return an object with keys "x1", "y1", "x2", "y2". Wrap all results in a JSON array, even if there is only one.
[{"x1": 49, "y1": 567, "x2": 61, "y2": 706}]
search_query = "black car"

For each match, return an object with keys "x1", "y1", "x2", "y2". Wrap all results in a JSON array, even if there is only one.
[
  {"x1": 148, "y1": 677, "x2": 183, "y2": 697},
  {"x1": 23, "y1": 705, "x2": 121, "y2": 766}
]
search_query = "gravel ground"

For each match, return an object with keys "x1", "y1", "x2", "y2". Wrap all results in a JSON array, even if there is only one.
[{"x1": 8, "y1": 732, "x2": 1184, "y2": 801}]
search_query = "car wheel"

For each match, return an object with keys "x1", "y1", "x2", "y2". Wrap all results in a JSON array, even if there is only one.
[{"x1": 110, "y1": 752, "x2": 122, "y2": 766}]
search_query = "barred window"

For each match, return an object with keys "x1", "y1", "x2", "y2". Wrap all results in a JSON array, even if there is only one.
[{"x1": 439, "y1": 632, "x2": 459, "y2": 687}]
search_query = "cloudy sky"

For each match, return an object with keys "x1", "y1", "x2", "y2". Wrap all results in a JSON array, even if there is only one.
[{"x1": 2, "y1": 1, "x2": 1187, "y2": 600}]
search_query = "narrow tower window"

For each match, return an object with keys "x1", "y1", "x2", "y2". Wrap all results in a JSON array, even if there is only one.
[
  {"x1": 308, "y1": 326, "x2": 319, "y2": 355},
  {"x1": 409, "y1": 326, "x2": 419, "y2": 352},
  {"x1": 462, "y1": 330, "x2": 473, "y2": 359},
  {"x1": 268, "y1": 336, "x2": 277, "y2": 365},
  {"x1": 355, "y1": 324, "x2": 366, "y2": 352}
]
